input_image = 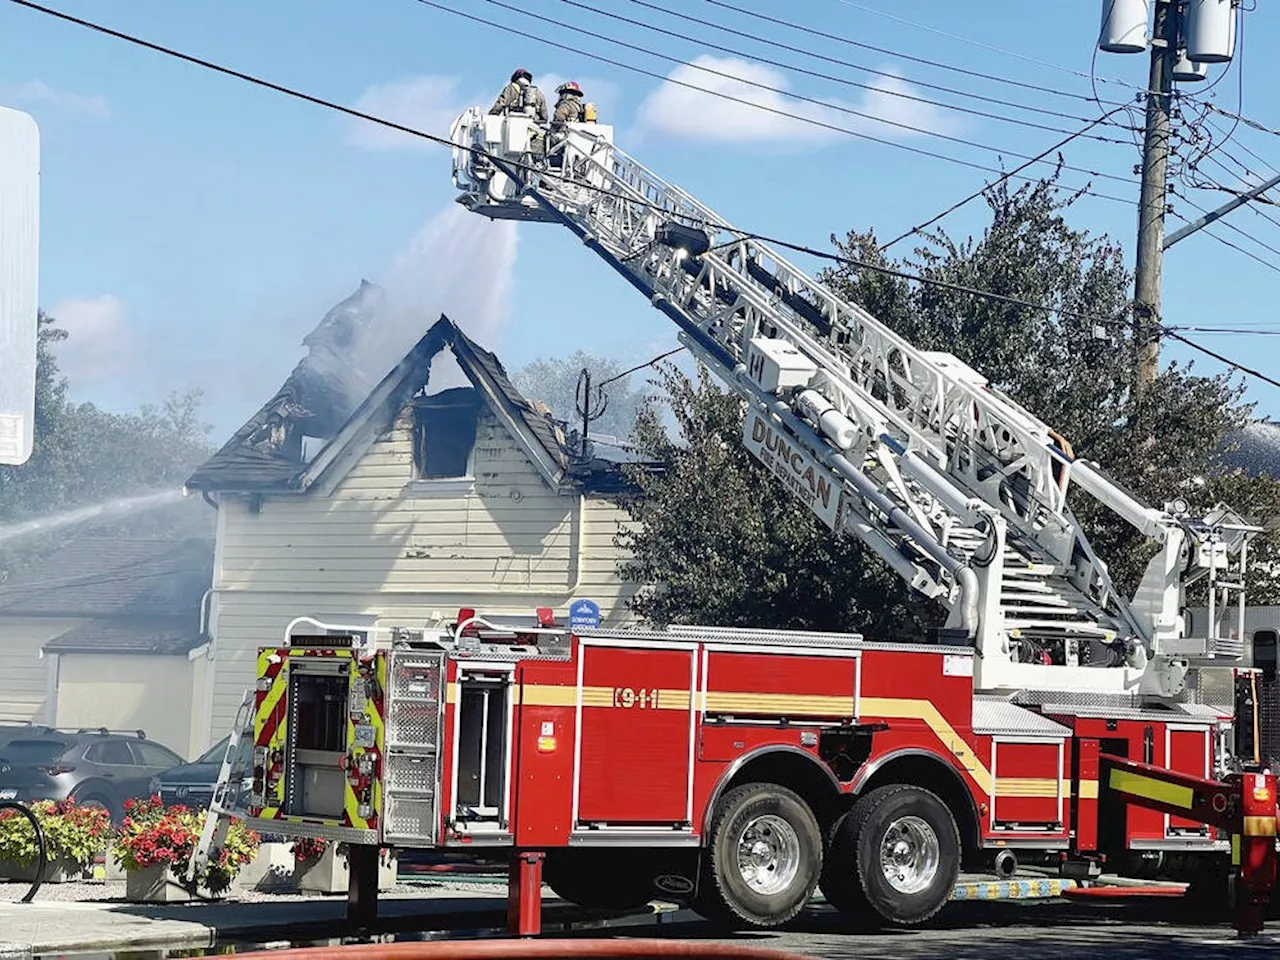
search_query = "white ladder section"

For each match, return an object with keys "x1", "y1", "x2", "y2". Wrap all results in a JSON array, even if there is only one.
[
  {"x1": 186, "y1": 690, "x2": 254, "y2": 886},
  {"x1": 449, "y1": 110, "x2": 1255, "y2": 697}
]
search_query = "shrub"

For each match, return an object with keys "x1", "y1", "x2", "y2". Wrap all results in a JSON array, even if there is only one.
[{"x1": 0, "y1": 799, "x2": 112, "y2": 869}]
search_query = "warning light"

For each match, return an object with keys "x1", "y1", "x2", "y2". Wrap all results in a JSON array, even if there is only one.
[{"x1": 537, "y1": 737, "x2": 557, "y2": 753}]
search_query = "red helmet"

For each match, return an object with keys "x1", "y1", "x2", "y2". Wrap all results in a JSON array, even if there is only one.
[
  {"x1": 557, "y1": 81, "x2": 583, "y2": 96},
  {"x1": 511, "y1": 68, "x2": 533, "y2": 83}
]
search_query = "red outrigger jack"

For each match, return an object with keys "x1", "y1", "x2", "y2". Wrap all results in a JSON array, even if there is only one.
[{"x1": 1102, "y1": 756, "x2": 1277, "y2": 935}]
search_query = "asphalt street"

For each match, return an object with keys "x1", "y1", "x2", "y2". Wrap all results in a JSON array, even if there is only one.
[{"x1": 597, "y1": 900, "x2": 1280, "y2": 960}]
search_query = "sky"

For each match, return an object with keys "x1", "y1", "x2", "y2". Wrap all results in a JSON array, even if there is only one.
[{"x1": 1, "y1": 0, "x2": 1278, "y2": 441}]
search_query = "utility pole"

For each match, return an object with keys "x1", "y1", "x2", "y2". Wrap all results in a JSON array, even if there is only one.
[{"x1": 1133, "y1": 0, "x2": 1178, "y2": 396}]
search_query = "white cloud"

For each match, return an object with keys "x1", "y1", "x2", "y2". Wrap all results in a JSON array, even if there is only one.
[
  {"x1": 6, "y1": 81, "x2": 110, "y2": 119},
  {"x1": 345, "y1": 75, "x2": 471, "y2": 151},
  {"x1": 634, "y1": 56, "x2": 959, "y2": 148},
  {"x1": 50, "y1": 294, "x2": 136, "y2": 385}
]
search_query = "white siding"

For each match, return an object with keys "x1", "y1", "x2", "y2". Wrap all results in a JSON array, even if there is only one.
[
  {"x1": 206, "y1": 407, "x2": 639, "y2": 743},
  {"x1": 0, "y1": 617, "x2": 81, "y2": 723}
]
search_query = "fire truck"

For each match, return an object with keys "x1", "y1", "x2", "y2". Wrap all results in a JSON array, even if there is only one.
[{"x1": 194, "y1": 106, "x2": 1280, "y2": 936}]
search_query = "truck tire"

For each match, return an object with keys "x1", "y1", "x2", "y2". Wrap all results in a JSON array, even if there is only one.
[
  {"x1": 818, "y1": 810, "x2": 868, "y2": 918},
  {"x1": 700, "y1": 782, "x2": 822, "y2": 928},
  {"x1": 845, "y1": 784, "x2": 960, "y2": 926},
  {"x1": 543, "y1": 850, "x2": 655, "y2": 910}
]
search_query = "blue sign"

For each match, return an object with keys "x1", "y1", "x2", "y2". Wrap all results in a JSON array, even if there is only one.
[{"x1": 569, "y1": 598, "x2": 601, "y2": 631}]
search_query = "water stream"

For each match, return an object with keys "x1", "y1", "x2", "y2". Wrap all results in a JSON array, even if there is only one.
[{"x1": 0, "y1": 489, "x2": 187, "y2": 545}]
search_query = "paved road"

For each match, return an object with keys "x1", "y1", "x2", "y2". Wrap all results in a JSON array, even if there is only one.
[{"x1": 596, "y1": 900, "x2": 1280, "y2": 960}]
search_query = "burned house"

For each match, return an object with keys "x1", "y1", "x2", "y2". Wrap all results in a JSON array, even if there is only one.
[{"x1": 185, "y1": 283, "x2": 648, "y2": 745}]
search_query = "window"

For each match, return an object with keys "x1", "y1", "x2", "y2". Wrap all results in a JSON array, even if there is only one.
[
  {"x1": 195, "y1": 736, "x2": 231, "y2": 765},
  {"x1": 131, "y1": 741, "x2": 184, "y2": 768},
  {"x1": 1255, "y1": 629, "x2": 1278, "y2": 680},
  {"x1": 413, "y1": 390, "x2": 481, "y2": 480},
  {"x1": 86, "y1": 741, "x2": 134, "y2": 765},
  {"x1": 1, "y1": 740, "x2": 68, "y2": 764}
]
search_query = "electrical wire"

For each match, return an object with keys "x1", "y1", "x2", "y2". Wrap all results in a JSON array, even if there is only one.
[
  {"x1": 445, "y1": 0, "x2": 1139, "y2": 187},
  {"x1": 695, "y1": 0, "x2": 1125, "y2": 106},
  {"x1": 878, "y1": 108, "x2": 1129, "y2": 252},
  {"x1": 1167, "y1": 326, "x2": 1280, "y2": 336},
  {"x1": 1174, "y1": 191, "x2": 1280, "y2": 262},
  {"x1": 599, "y1": 0, "x2": 1135, "y2": 132},
  {"x1": 6, "y1": 0, "x2": 1274, "y2": 392},
  {"x1": 1168, "y1": 204, "x2": 1280, "y2": 276},
  {"x1": 821, "y1": 0, "x2": 1147, "y2": 93}
]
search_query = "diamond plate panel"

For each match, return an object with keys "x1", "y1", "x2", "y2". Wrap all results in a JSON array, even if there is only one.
[
  {"x1": 388, "y1": 699, "x2": 440, "y2": 748},
  {"x1": 390, "y1": 655, "x2": 445, "y2": 700},
  {"x1": 383, "y1": 796, "x2": 437, "y2": 844},
  {"x1": 386, "y1": 752, "x2": 438, "y2": 794}
]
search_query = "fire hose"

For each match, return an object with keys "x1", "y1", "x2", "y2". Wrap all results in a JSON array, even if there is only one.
[
  {"x1": 0, "y1": 800, "x2": 48, "y2": 903},
  {"x1": 240, "y1": 941, "x2": 813, "y2": 960}
]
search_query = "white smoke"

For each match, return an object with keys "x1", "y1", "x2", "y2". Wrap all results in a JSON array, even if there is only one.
[{"x1": 350, "y1": 204, "x2": 519, "y2": 398}]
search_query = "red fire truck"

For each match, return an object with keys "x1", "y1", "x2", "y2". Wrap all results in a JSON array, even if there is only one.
[{"x1": 194, "y1": 106, "x2": 1280, "y2": 936}]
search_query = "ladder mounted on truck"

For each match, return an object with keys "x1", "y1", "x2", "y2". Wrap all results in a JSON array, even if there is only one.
[{"x1": 448, "y1": 109, "x2": 1262, "y2": 702}]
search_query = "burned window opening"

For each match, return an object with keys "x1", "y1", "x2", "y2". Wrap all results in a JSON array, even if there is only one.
[{"x1": 413, "y1": 390, "x2": 482, "y2": 480}]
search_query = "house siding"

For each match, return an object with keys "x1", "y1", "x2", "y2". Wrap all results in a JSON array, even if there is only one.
[
  {"x1": 0, "y1": 618, "x2": 82, "y2": 723},
  {"x1": 206, "y1": 407, "x2": 638, "y2": 743}
]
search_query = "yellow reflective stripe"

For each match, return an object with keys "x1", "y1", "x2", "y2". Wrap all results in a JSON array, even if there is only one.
[
  {"x1": 861, "y1": 697, "x2": 993, "y2": 795},
  {"x1": 703, "y1": 692, "x2": 852, "y2": 716},
  {"x1": 1107, "y1": 768, "x2": 1194, "y2": 809},
  {"x1": 995, "y1": 778, "x2": 1059, "y2": 797},
  {"x1": 1243, "y1": 816, "x2": 1277, "y2": 837},
  {"x1": 1077, "y1": 780, "x2": 1099, "y2": 800},
  {"x1": 1232, "y1": 833, "x2": 1241, "y2": 866}
]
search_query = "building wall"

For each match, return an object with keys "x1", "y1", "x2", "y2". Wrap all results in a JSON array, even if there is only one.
[
  {"x1": 0, "y1": 617, "x2": 82, "y2": 723},
  {"x1": 55, "y1": 654, "x2": 199, "y2": 759},
  {"x1": 205, "y1": 407, "x2": 639, "y2": 744}
]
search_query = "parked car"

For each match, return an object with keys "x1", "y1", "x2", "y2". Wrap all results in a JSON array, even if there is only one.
[
  {"x1": 0, "y1": 728, "x2": 184, "y2": 821},
  {"x1": 150, "y1": 734, "x2": 252, "y2": 810}
]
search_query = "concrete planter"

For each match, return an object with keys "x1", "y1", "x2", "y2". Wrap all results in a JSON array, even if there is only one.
[
  {"x1": 234, "y1": 841, "x2": 296, "y2": 892},
  {"x1": 294, "y1": 846, "x2": 398, "y2": 895},
  {"x1": 123, "y1": 863, "x2": 226, "y2": 903},
  {"x1": 0, "y1": 856, "x2": 89, "y2": 884}
]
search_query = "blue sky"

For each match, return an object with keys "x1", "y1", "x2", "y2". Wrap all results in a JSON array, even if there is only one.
[{"x1": 1, "y1": 0, "x2": 1278, "y2": 441}]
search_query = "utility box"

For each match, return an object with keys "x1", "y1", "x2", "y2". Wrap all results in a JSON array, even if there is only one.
[
  {"x1": 0, "y1": 105, "x2": 39, "y2": 466},
  {"x1": 746, "y1": 337, "x2": 817, "y2": 394}
]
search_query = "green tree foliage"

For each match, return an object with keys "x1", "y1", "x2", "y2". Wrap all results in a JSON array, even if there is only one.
[
  {"x1": 512, "y1": 351, "x2": 647, "y2": 443},
  {"x1": 616, "y1": 175, "x2": 1280, "y2": 634},
  {"x1": 0, "y1": 312, "x2": 216, "y2": 580}
]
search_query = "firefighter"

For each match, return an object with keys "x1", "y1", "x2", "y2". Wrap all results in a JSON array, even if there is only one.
[
  {"x1": 490, "y1": 68, "x2": 548, "y2": 122},
  {"x1": 553, "y1": 81, "x2": 587, "y2": 124}
]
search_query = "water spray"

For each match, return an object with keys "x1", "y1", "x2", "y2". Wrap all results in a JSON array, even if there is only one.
[{"x1": 0, "y1": 488, "x2": 187, "y2": 545}]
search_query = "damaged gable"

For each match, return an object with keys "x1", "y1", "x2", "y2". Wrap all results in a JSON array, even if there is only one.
[{"x1": 185, "y1": 283, "x2": 586, "y2": 496}]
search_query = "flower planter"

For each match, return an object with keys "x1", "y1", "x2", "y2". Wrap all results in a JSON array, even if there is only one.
[
  {"x1": 234, "y1": 840, "x2": 296, "y2": 892},
  {"x1": 0, "y1": 856, "x2": 89, "y2": 884},
  {"x1": 294, "y1": 846, "x2": 399, "y2": 895},
  {"x1": 124, "y1": 863, "x2": 197, "y2": 903}
]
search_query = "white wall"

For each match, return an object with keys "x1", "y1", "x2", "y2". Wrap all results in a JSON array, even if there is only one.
[
  {"x1": 204, "y1": 406, "x2": 639, "y2": 745},
  {"x1": 55, "y1": 654, "x2": 199, "y2": 759},
  {"x1": 0, "y1": 617, "x2": 82, "y2": 723}
]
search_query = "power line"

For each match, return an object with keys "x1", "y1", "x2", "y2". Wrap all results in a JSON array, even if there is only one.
[
  {"x1": 695, "y1": 0, "x2": 1126, "y2": 106},
  {"x1": 598, "y1": 0, "x2": 1136, "y2": 133},
  {"x1": 449, "y1": 0, "x2": 1138, "y2": 187},
  {"x1": 1174, "y1": 191, "x2": 1280, "y2": 262},
  {"x1": 822, "y1": 0, "x2": 1146, "y2": 93},
  {"x1": 1168, "y1": 326, "x2": 1280, "y2": 336},
  {"x1": 6, "y1": 0, "x2": 1273, "y2": 393},
  {"x1": 1167, "y1": 204, "x2": 1280, "y2": 276},
  {"x1": 878, "y1": 108, "x2": 1129, "y2": 251}
]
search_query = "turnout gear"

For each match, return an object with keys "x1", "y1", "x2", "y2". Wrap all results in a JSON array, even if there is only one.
[
  {"x1": 490, "y1": 70, "x2": 547, "y2": 121},
  {"x1": 553, "y1": 81, "x2": 587, "y2": 124}
]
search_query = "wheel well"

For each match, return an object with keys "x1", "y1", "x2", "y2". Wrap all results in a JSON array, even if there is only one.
[
  {"x1": 857, "y1": 754, "x2": 981, "y2": 855},
  {"x1": 711, "y1": 748, "x2": 843, "y2": 835}
]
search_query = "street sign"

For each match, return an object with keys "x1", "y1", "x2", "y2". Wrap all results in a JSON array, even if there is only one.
[
  {"x1": 0, "y1": 105, "x2": 39, "y2": 466},
  {"x1": 568, "y1": 598, "x2": 601, "y2": 631}
]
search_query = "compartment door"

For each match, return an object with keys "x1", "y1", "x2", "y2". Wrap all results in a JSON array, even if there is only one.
[
  {"x1": 1166, "y1": 725, "x2": 1211, "y2": 836},
  {"x1": 575, "y1": 641, "x2": 697, "y2": 826},
  {"x1": 991, "y1": 739, "x2": 1064, "y2": 830}
]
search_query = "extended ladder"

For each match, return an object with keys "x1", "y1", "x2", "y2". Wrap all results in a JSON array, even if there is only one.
[
  {"x1": 449, "y1": 110, "x2": 1257, "y2": 698},
  {"x1": 186, "y1": 689, "x2": 254, "y2": 886}
]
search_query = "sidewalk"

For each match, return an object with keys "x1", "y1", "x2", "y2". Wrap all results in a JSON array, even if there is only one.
[{"x1": 0, "y1": 883, "x2": 676, "y2": 955}]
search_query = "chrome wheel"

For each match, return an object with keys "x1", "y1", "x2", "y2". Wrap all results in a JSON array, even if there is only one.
[
  {"x1": 735, "y1": 814, "x2": 801, "y2": 896},
  {"x1": 879, "y1": 815, "x2": 940, "y2": 895}
]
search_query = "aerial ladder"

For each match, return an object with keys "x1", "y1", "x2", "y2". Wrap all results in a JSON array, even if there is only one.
[{"x1": 448, "y1": 107, "x2": 1259, "y2": 708}]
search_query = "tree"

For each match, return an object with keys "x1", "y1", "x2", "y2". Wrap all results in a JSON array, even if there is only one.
[
  {"x1": 0, "y1": 311, "x2": 216, "y2": 580},
  {"x1": 512, "y1": 351, "x2": 648, "y2": 444},
  {"x1": 616, "y1": 173, "x2": 1279, "y2": 635}
]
